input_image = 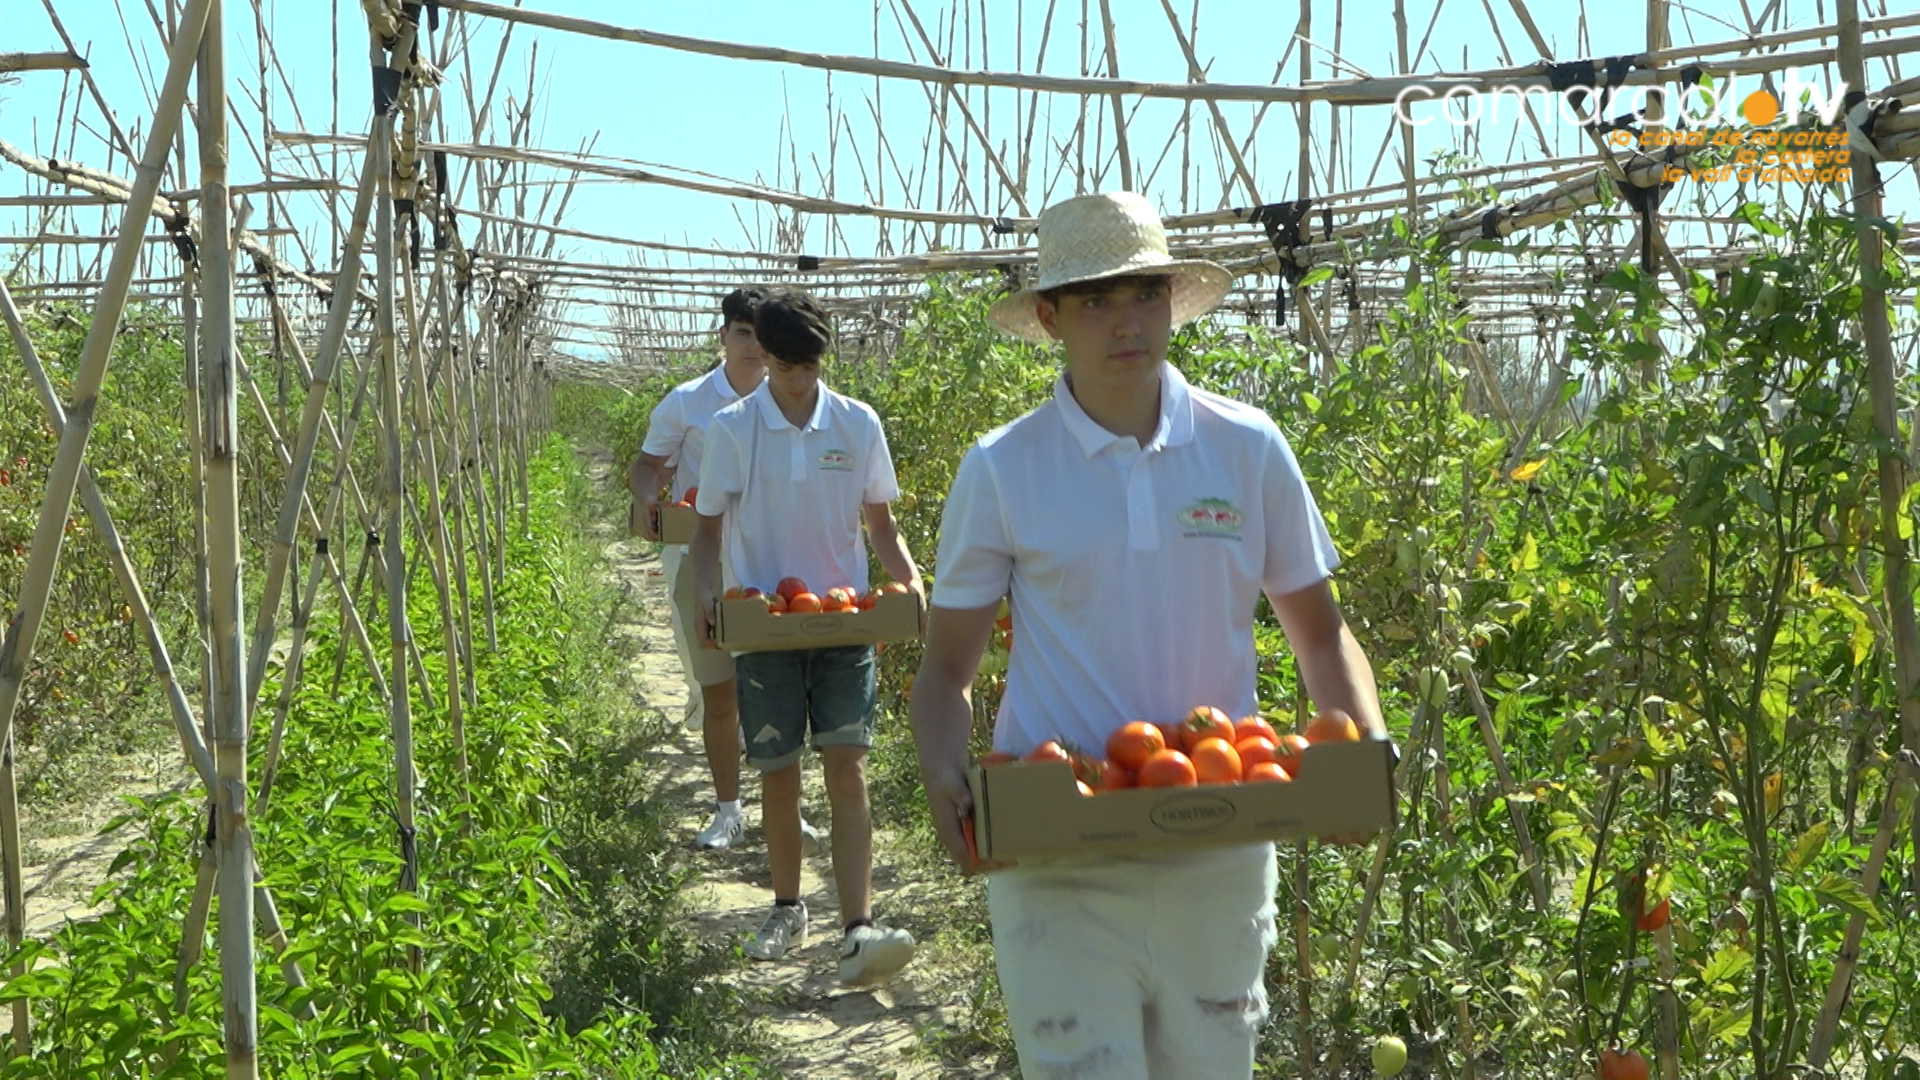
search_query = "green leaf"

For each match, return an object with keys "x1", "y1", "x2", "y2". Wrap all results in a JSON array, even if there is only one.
[
  {"x1": 1786, "y1": 822, "x2": 1831, "y2": 872},
  {"x1": 1701, "y1": 944, "x2": 1752, "y2": 989},
  {"x1": 1299, "y1": 265, "x2": 1336, "y2": 289},
  {"x1": 1760, "y1": 683, "x2": 1788, "y2": 743},
  {"x1": 1813, "y1": 872, "x2": 1884, "y2": 926},
  {"x1": 1705, "y1": 1004, "x2": 1749, "y2": 1045}
]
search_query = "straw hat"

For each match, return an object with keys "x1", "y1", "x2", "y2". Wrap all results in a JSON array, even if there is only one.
[{"x1": 988, "y1": 190, "x2": 1233, "y2": 342}]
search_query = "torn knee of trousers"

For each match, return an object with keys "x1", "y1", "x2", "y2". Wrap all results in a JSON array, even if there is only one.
[
  {"x1": 1028, "y1": 1016, "x2": 1136, "y2": 1079},
  {"x1": 1196, "y1": 992, "x2": 1267, "y2": 1030}
]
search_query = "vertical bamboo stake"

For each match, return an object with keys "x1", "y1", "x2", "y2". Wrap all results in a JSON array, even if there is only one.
[
  {"x1": 1394, "y1": 0, "x2": 1421, "y2": 293},
  {"x1": 374, "y1": 61, "x2": 424, "y2": 976},
  {"x1": 456, "y1": 308, "x2": 498, "y2": 652},
  {"x1": 0, "y1": 0, "x2": 215, "y2": 1055},
  {"x1": 1808, "y1": 776, "x2": 1913, "y2": 1066},
  {"x1": 1296, "y1": 0, "x2": 1311, "y2": 200},
  {"x1": 1458, "y1": 667, "x2": 1551, "y2": 909},
  {"x1": 196, "y1": 2, "x2": 261, "y2": 1075},
  {"x1": 1839, "y1": 0, "x2": 1920, "y2": 913},
  {"x1": 398, "y1": 178, "x2": 472, "y2": 807},
  {"x1": 241, "y1": 102, "x2": 386, "y2": 711}
]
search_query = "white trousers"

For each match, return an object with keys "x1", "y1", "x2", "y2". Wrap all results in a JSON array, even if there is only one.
[
  {"x1": 986, "y1": 842, "x2": 1280, "y2": 1080},
  {"x1": 659, "y1": 544, "x2": 705, "y2": 718}
]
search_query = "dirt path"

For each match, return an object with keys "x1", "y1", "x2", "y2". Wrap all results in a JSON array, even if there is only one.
[
  {"x1": 18, "y1": 752, "x2": 193, "y2": 941},
  {"x1": 585, "y1": 454, "x2": 998, "y2": 1080}
]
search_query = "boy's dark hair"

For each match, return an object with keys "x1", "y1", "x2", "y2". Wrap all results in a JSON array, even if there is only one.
[
  {"x1": 754, "y1": 289, "x2": 833, "y2": 365},
  {"x1": 720, "y1": 286, "x2": 768, "y2": 328},
  {"x1": 1038, "y1": 271, "x2": 1174, "y2": 308}
]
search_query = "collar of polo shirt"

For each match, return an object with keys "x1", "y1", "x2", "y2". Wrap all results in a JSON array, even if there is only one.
[
  {"x1": 751, "y1": 377, "x2": 828, "y2": 433},
  {"x1": 1055, "y1": 362, "x2": 1197, "y2": 456}
]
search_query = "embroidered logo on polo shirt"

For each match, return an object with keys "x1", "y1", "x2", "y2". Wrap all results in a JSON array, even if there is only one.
[
  {"x1": 818, "y1": 449, "x2": 854, "y2": 471},
  {"x1": 1179, "y1": 498, "x2": 1245, "y2": 539}
]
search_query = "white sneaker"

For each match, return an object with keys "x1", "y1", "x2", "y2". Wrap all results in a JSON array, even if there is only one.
[
  {"x1": 799, "y1": 817, "x2": 824, "y2": 857},
  {"x1": 682, "y1": 698, "x2": 703, "y2": 730},
  {"x1": 745, "y1": 902, "x2": 807, "y2": 961},
  {"x1": 837, "y1": 923, "x2": 915, "y2": 987},
  {"x1": 696, "y1": 808, "x2": 745, "y2": 851}
]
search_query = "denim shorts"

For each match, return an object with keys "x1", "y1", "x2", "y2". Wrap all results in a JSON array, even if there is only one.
[{"x1": 733, "y1": 644, "x2": 877, "y2": 771}]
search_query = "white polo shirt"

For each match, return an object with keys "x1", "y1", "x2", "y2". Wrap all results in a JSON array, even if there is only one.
[
  {"x1": 640, "y1": 363, "x2": 760, "y2": 503},
  {"x1": 695, "y1": 380, "x2": 900, "y2": 598},
  {"x1": 931, "y1": 363, "x2": 1340, "y2": 757}
]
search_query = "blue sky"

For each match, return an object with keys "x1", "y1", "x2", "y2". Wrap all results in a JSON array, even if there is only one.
[{"x1": 2, "y1": 0, "x2": 1914, "y2": 350}]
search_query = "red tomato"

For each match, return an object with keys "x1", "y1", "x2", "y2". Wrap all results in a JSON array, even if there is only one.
[
  {"x1": 1235, "y1": 736, "x2": 1279, "y2": 770},
  {"x1": 1105, "y1": 721, "x2": 1167, "y2": 771},
  {"x1": 1233, "y1": 715, "x2": 1279, "y2": 745},
  {"x1": 775, "y1": 577, "x2": 809, "y2": 602},
  {"x1": 1245, "y1": 762, "x2": 1292, "y2": 783},
  {"x1": 1190, "y1": 738, "x2": 1243, "y2": 784},
  {"x1": 1599, "y1": 1048, "x2": 1650, "y2": 1080},
  {"x1": 1024, "y1": 741, "x2": 1072, "y2": 765},
  {"x1": 1637, "y1": 898, "x2": 1671, "y2": 932},
  {"x1": 1136, "y1": 749, "x2": 1197, "y2": 787},
  {"x1": 1305, "y1": 708, "x2": 1361, "y2": 744},
  {"x1": 1273, "y1": 733, "x2": 1310, "y2": 777},
  {"x1": 1179, "y1": 706, "x2": 1237, "y2": 752}
]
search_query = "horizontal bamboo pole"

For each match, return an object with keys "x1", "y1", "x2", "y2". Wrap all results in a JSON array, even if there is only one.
[
  {"x1": 0, "y1": 51, "x2": 86, "y2": 73},
  {"x1": 435, "y1": 0, "x2": 1920, "y2": 107}
]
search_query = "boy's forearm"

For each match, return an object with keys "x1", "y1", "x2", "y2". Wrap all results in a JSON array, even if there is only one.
[
  {"x1": 911, "y1": 674, "x2": 972, "y2": 761},
  {"x1": 1297, "y1": 627, "x2": 1388, "y2": 739},
  {"x1": 629, "y1": 458, "x2": 666, "y2": 498},
  {"x1": 876, "y1": 533, "x2": 920, "y2": 588},
  {"x1": 691, "y1": 520, "x2": 721, "y2": 595}
]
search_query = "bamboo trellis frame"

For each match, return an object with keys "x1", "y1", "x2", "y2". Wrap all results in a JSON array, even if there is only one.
[{"x1": 2, "y1": 0, "x2": 1919, "y2": 1076}]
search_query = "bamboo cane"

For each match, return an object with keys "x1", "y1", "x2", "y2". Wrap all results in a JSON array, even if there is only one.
[
  {"x1": 255, "y1": 345, "x2": 383, "y2": 812},
  {"x1": 195, "y1": 3, "x2": 262, "y2": 1074},
  {"x1": 240, "y1": 107, "x2": 385, "y2": 713},
  {"x1": 1807, "y1": 773, "x2": 1915, "y2": 1067},
  {"x1": 1838, "y1": 0, "x2": 1920, "y2": 920},
  {"x1": 397, "y1": 182, "x2": 473, "y2": 807},
  {"x1": 1457, "y1": 665, "x2": 1552, "y2": 910},
  {"x1": 0, "y1": 280, "x2": 215, "y2": 790},
  {"x1": 373, "y1": 60, "x2": 424, "y2": 977},
  {"x1": 0, "y1": 0, "x2": 215, "y2": 1054}
]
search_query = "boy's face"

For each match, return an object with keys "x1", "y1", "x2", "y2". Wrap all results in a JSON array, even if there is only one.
[
  {"x1": 722, "y1": 319, "x2": 764, "y2": 366},
  {"x1": 1035, "y1": 275, "x2": 1174, "y2": 378},
  {"x1": 766, "y1": 354, "x2": 822, "y2": 405}
]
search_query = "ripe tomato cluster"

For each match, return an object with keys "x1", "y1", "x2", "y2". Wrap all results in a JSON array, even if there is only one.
[
  {"x1": 724, "y1": 575, "x2": 909, "y2": 615},
  {"x1": 981, "y1": 705, "x2": 1364, "y2": 793}
]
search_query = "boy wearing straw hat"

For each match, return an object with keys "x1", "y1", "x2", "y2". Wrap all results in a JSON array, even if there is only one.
[
  {"x1": 629, "y1": 286, "x2": 822, "y2": 855},
  {"x1": 691, "y1": 288, "x2": 925, "y2": 987},
  {"x1": 909, "y1": 191, "x2": 1389, "y2": 1077}
]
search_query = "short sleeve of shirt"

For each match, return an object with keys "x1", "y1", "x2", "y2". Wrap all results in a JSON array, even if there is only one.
[
  {"x1": 639, "y1": 388, "x2": 687, "y2": 459},
  {"x1": 930, "y1": 446, "x2": 1014, "y2": 610},
  {"x1": 694, "y1": 413, "x2": 744, "y2": 516},
  {"x1": 861, "y1": 409, "x2": 901, "y2": 504},
  {"x1": 1260, "y1": 425, "x2": 1342, "y2": 597}
]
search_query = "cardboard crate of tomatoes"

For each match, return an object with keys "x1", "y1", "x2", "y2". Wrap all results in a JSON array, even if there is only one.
[
  {"x1": 655, "y1": 486, "x2": 700, "y2": 544},
  {"x1": 965, "y1": 707, "x2": 1395, "y2": 862},
  {"x1": 713, "y1": 576, "x2": 923, "y2": 653}
]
